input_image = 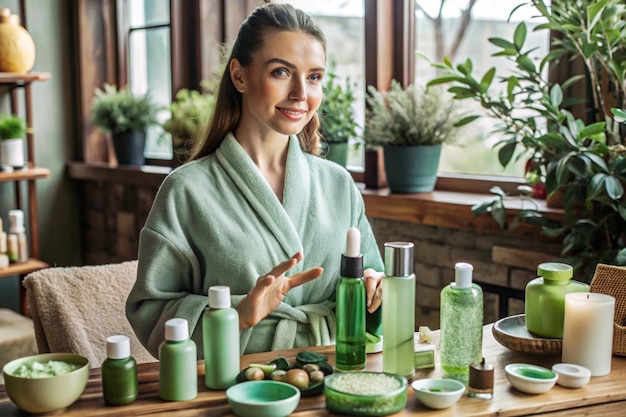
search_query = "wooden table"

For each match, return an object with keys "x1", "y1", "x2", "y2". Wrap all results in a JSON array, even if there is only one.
[{"x1": 1, "y1": 324, "x2": 625, "y2": 416}]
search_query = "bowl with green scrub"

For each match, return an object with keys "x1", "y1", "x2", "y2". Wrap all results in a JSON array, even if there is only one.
[
  {"x1": 3, "y1": 352, "x2": 90, "y2": 414},
  {"x1": 505, "y1": 363, "x2": 558, "y2": 394},
  {"x1": 411, "y1": 378, "x2": 466, "y2": 409},
  {"x1": 226, "y1": 380, "x2": 301, "y2": 417}
]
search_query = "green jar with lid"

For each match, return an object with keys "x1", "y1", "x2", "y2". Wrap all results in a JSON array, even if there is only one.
[{"x1": 525, "y1": 262, "x2": 589, "y2": 338}]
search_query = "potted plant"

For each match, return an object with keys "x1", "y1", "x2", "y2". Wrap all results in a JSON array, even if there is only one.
[
  {"x1": 363, "y1": 80, "x2": 464, "y2": 192},
  {"x1": 0, "y1": 114, "x2": 27, "y2": 169},
  {"x1": 162, "y1": 80, "x2": 217, "y2": 165},
  {"x1": 91, "y1": 83, "x2": 159, "y2": 166},
  {"x1": 318, "y1": 70, "x2": 359, "y2": 167},
  {"x1": 427, "y1": 0, "x2": 626, "y2": 280}
]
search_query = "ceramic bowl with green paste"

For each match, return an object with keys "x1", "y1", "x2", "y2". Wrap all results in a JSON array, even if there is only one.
[
  {"x1": 324, "y1": 371, "x2": 408, "y2": 416},
  {"x1": 3, "y1": 352, "x2": 89, "y2": 414}
]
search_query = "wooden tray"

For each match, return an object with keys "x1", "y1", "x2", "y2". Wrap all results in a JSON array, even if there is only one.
[{"x1": 492, "y1": 314, "x2": 562, "y2": 356}]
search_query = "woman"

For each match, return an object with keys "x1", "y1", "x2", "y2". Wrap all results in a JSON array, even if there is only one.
[{"x1": 126, "y1": 3, "x2": 384, "y2": 357}]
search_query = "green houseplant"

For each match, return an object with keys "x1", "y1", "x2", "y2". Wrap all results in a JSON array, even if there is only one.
[
  {"x1": 91, "y1": 83, "x2": 158, "y2": 165},
  {"x1": 318, "y1": 70, "x2": 359, "y2": 167},
  {"x1": 0, "y1": 114, "x2": 27, "y2": 168},
  {"x1": 427, "y1": 0, "x2": 626, "y2": 280},
  {"x1": 364, "y1": 80, "x2": 463, "y2": 192},
  {"x1": 162, "y1": 80, "x2": 217, "y2": 164}
]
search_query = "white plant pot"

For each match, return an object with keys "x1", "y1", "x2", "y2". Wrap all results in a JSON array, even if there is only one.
[{"x1": 0, "y1": 138, "x2": 25, "y2": 168}]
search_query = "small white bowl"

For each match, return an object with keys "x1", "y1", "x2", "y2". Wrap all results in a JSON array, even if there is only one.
[
  {"x1": 411, "y1": 378, "x2": 466, "y2": 409},
  {"x1": 505, "y1": 363, "x2": 557, "y2": 394},
  {"x1": 552, "y1": 363, "x2": 591, "y2": 388}
]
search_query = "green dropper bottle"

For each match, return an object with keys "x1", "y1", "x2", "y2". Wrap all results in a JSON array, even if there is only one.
[{"x1": 335, "y1": 227, "x2": 366, "y2": 371}]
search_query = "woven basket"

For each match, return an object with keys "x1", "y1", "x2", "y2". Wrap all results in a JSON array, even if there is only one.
[{"x1": 589, "y1": 264, "x2": 626, "y2": 356}]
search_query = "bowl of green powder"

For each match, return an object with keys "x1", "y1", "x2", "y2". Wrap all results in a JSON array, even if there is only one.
[{"x1": 2, "y1": 352, "x2": 89, "y2": 413}]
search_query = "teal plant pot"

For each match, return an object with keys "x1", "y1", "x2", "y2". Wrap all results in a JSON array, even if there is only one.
[
  {"x1": 383, "y1": 144, "x2": 442, "y2": 193},
  {"x1": 323, "y1": 142, "x2": 349, "y2": 167},
  {"x1": 112, "y1": 131, "x2": 146, "y2": 166}
]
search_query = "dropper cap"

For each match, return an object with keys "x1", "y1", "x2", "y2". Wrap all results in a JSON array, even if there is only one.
[
  {"x1": 164, "y1": 318, "x2": 189, "y2": 341},
  {"x1": 106, "y1": 335, "x2": 131, "y2": 359},
  {"x1": 454, "y1": 262, "x2": 474, "y2": 288},
  {"x1": 341, "y1": 227, "x2": 363, "y2": 278},
  {"x1": 384, "y1": 242, "x2": 414, "y2": 277},
  {"x1": 208, "y1": 285, "x2": 231, "y2": 309}
]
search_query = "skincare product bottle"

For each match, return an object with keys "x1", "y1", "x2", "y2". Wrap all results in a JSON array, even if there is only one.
[
  {"x1": 0, "y1": 217, "x2": 7, "y2": 254},
  {"x1": 335, "y1": 227, "x2": 366, "y2": 371},
  {"x1": 203, "y1": 285, "x2": 240, "y2": 389},
  {"x1": 159, "y1": 318, "x2": 197, "y2": 401},
  {"x1": 8, "y1": 209, "x2": 27, "y2": 262},
  {"x1": 440, "y1": 262, "x2": 483, "y2": 381},
  {"x1": 101, "y1": 335, "x2": 138, "y2": 406},
  {"x1": 525, "y1": 262, "x2": 589, "y2": 338},
  {"x1": 382, "y1": 241, "x2": 415, "y2": 378},
  {"x1": 469, "y1": 357, "x2": 494, "y2": 399}
]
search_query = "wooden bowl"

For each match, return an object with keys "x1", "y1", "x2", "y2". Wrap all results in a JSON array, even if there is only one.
[{"x1": 492, "y1": 314, "x2": 562, "y2": 356}]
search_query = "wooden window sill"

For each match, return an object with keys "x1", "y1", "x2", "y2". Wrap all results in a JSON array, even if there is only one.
[{"x1": 67, "y1": 161, "x2": 562, "y2": 240}]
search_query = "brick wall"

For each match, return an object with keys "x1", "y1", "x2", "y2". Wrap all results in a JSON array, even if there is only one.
[{"x1": 368, "y1": 218, "x2": 563, "y2": 330}]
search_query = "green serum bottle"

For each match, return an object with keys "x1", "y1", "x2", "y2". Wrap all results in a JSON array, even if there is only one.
[
  {"x1": 159, "y1": 318, "x2": 198, "y2": 401},
  {"x1": 203, "y1": 285, "x2": 240, "y2": 389},
  {"x1": 440, "y1": 262, "x2": 483, "y2": 382},
  {"x1": 382, "y1": 241, "x2": 416, "y2": 378},
  {"x1": 335, "y1": 227, "x2": 366, "y2": 371},
  {"x1": 101, "y1": 335, "x2": 138, "y2": 406}
]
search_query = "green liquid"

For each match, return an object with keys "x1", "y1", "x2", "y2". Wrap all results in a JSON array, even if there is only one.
[
  {"x1": 382, "y1": 275, "x2": 415, "y2": 377},
  {"x1": 159, "y1": 339, "x2": 198, "y2": 401},
  {"x1": 102, "y1": 357, "x2": 138, "y2": 406},
  {"x1": 335, "y1": 276, "x2": 366, "y2": 371}
]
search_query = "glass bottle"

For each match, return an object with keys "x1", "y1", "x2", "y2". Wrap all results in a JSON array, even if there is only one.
[
  {"x1": 382, "y1": 241, "x2": 415, "y2": 378},
  {"x1": 525, "y1": 262, "x2": 590, "y2": 338},
  {"x1": 335, "y1": 227, "x2": 366, "y2": 371},
  {"x1": 203, "y1": 285, "x2": 240, "y2": 389},
  {"x1": 159, "y1": 318, "x2": 197, "y2": 401},
  {"x1": 440, "y1": 262, "x2": 483, "y2": 382},
  {"x1": 101, "y1": 335, "x2": 138, "y2": 406}
]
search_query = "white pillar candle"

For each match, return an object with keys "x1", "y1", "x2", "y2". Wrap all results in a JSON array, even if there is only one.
[{"x1": 562, "y1": 292, "x2": 615, "y2": 376}]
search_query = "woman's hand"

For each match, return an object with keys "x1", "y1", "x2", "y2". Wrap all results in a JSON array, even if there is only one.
[
  {"x1": 238, "y1": 252, "x2": 323, "y2": 330},
  {"x1": 364, "y1": 268, "x2": 384, "y2": 313}
]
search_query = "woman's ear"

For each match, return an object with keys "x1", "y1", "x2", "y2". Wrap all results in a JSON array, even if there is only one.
[{"x1": 230, "y1": 58, "x2": 246, "y2": 93}]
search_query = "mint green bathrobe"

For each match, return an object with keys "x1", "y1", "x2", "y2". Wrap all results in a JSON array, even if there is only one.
[{"x1": 126, "y1": 133, "x2": 383, "y2": 358}]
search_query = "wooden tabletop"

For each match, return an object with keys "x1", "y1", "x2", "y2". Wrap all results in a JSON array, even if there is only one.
[{"x1": 1, "y1": 324, "x2": 625, "y2": 416}]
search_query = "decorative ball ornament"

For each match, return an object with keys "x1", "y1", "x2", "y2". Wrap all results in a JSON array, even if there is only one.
[{"x1": 0, "y1": 8, "x2": 36, "y2": 73}]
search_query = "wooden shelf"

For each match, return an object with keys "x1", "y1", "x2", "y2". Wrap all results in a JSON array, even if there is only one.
[
  {"x1": 0, "y1": 259, "x2": 48, "y2": 279},
  {"x1": 0, "y1": 167, "x2": 51, "y2": 182},
  {"x1": 0, "y1": 72, "x2": 51, "y2": 84}
]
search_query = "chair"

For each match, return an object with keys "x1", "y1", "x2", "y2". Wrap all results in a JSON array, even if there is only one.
[{"x1": 23, "y1": 260, "x2": 155, "y2": 367}]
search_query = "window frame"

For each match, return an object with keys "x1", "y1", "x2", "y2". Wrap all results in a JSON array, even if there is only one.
[{"x1": 72, "y1": 0, "x2": 574, "y2": 196}]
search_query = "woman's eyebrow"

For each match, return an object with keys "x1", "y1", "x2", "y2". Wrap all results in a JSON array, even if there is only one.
[{"x1": 266, "y1": 57, "x2": 325, "y2": 73}]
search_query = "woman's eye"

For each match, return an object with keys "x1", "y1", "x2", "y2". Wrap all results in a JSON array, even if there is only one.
[
  {"x1": 273, "y1": 68, "x2": 288, "y2": 77},
  {"x1": 310, "y1": 73, "x2": 322, "y2": 82}
]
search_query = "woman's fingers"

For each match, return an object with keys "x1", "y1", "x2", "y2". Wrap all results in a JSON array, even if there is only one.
[
  {"x1": 268, "y1": 251, "x2": 303, "y2": 278},
  {"x1": 288, "y1": 267, "x2": 324, "y2": 288},
  {"x1": 364, "y1": 268, "x2": 384, "y2": 312}
]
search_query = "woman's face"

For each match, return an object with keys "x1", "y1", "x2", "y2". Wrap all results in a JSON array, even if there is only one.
[{"x1": 231, "y1": 30, "x2": 326, "y2": 138}]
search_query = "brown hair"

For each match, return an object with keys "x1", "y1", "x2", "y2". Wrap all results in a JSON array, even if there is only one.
[{"x1": 189, "y1": 3, "x2": 326, "y2": 160}]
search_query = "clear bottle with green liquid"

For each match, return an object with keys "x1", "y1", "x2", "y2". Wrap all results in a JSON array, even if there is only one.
[
  {"x1": 440, "y1": 262, "x2": 483, "y2": 381},
  {"x1": 335, "y1": 227, "x2": 366, "y2": 371}
]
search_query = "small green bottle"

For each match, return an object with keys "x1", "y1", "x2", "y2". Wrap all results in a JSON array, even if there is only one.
[
  {"x1": 203, "y1": 285, "x2": 240, "y2": 389},
  {"x1": 335, "y1": 227, "x2": 367, "y2": 372},
  {"x1": 101, "y1": 335, "x2": 138, "y2": 406},
  {"x1": 440, "y1": 262, "x2": 483, "y2": 382},
  {"x1": 159, "y1": 318, "x2": 198, "y2": 401},
  {"x1": 525, "y1": 262, "x2": 590, "y2": 338}
]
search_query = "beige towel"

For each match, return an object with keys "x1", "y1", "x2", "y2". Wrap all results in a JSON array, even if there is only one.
[{"x1": 23, "y1": 261, "x2": 155, "y2": 367}]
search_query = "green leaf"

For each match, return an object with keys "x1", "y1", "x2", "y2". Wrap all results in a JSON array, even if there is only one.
[
  {"x1": 488, "y1": 37, "x2": 516, "y2": 51},
  {"x1": 498, "y1": 140, "x2": 517, "y2": 167},
  {"x1": 605, "y1": 176, "x2": 624, "y2": 200},
  {"x1": 513, "y1": 22, "x2": 527, "y2": 50},
  {"x1": 517, "y1": 55, "x2": 536, "y2": 74},
  {"x1": 491, "y1": 201, "x2": 506, "y2": 228},
  {"x1": 480, "y1": 67, "x2": 496, "y2": 91},
  {"x1": 471, "y1": 199, "x2": 496, "y2": 217},
  {"x1": 507, "y1": 77, "x2": 518, "y2": 102},
  {"x1": 583, "y1": 152, "x2": 608, "y2": 172},
  {"x1": 555, "y1": 153, "x2": 574, "y2": 185},
  {"x1": 489, "y1": 186, "x2": 507, "y2": 197},
  {"x1": 587, "y1": 0, "x2": 609, "y2": 32},
  {"x1": 587, "y1": 172, "x2": 607, "y2": 201},
  {"x1": 611, "y1": 156, "x2": 626, "y2": 174},
  {"x1": 427, "y1": 75, "x2": 466, "y2": 86},
  {"x1": 611, "y1": 108, "x2": 626, "y2": 123},
  {"x1": 615, "y1": 248, "x2": 626, "y2": 265},
  {"x1": 550, "y1": 84, "x2": 563, "y2": 107},
  {"x1": 454, "y1": 115, "x2": 481, "y2": 127},
  {"x1": 579, "y1": 122, "x2": 606, "y2": 139}
]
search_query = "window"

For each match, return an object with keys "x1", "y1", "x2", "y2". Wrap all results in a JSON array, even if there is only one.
[
  {"x1": 127, "y1": 0, "x2": 172, "y2": 159},
  {"x1": 414, "y1": 0, "x2": 551, "y2": 178}
]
